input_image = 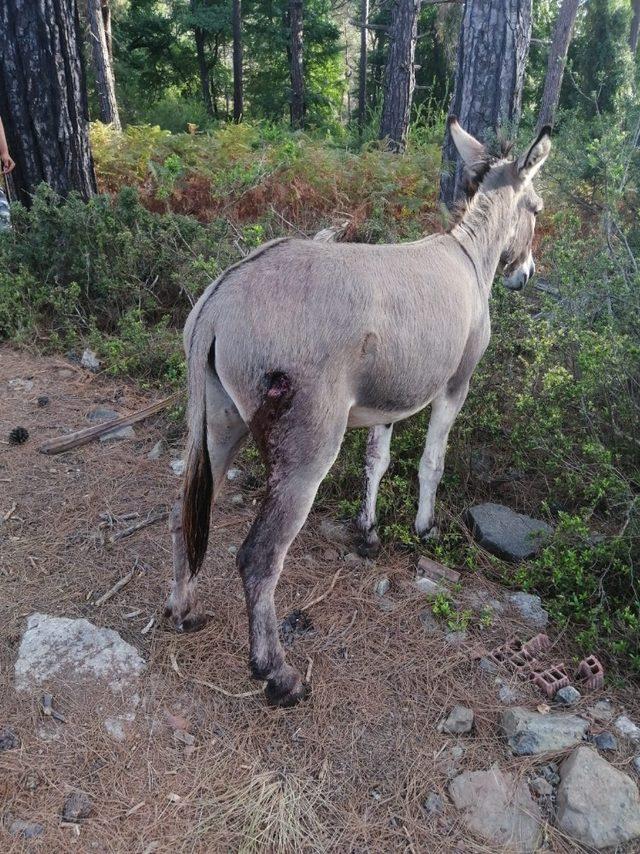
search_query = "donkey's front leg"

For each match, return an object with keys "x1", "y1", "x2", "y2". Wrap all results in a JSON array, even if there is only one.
[
  {"x1": 415, "y1": 382, "x2": 469, "y2": 540},
  {"x1": 355, "y1": 424, "x2": 393, "y2": 558}
]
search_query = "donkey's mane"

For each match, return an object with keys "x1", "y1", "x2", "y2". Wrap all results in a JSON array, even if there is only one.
[{"x1": 447, "y1": 138, "x2": 514, "y2": 231}]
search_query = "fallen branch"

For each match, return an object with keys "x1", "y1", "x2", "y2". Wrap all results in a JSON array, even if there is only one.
[
  {"x1": 170, "y1": 652, "x2": 263, "y2": 699},
  {"x1": 110, "y1": 509, "x2": 169, "y2": 543},
  {"x1": 300, "y1": 567, "x2": 342, "y2": 611},
  {"x1": 38, "y1": 392, "x2": 181, "y2": 455},
  {"x1": 93, "y1": 568, "x2": 136, "y2": 607}
]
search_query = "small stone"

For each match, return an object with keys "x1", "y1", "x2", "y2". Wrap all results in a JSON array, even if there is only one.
[
  {"x1": 100, "y1": 424, "x2": 135, "y2": 442},
  {"x1": 231, "y1": 494, "x2": 244, "y2": 506},
  {"x1": 227, "y1": 467, "x2": 243, "y2": 481},
  {"x1": 87, "y1": 406, "x2": 119, "y2": 422},
  {"x1": 8, "y1": 377, "x2": 34, "y2": 392},
  {"x1": 442, "y1": 705, "x2": 474, "y2": 734},
  {"x1": 374, "y1": 577, "x2": 390, "y2": 597},
  {"x1": 589, "y1": 700, "x2": 614, "y2": 722},
  {"x1": 9, "y1": 818, "x2": 44, "y2": 839},
  {"x1": 444, "y1": 630, "x2": 467, "y2": 647},
  {"x1": 466, "y1": 502, "x2": 553, "y2": 562},
  {"x1": 498, "y1": 684, "x2": 518, "y2": 705},
  {"x1": 376, "y1": 597, "x2": 395, "y2": 613},
  {"x1": 414, "y1": 576, "x2": 441, "y2": 595},
  {"x1": 633, "y1": 756, "x2": 640, "y2": 775},
  {"x1": 556, "y1": 745, "x2": 640, "y2": 849},
  {"x1": 147, "y1": 440, "x2": 164, "y2": 460},
  {"x1": 81, "y1": 348, "x2": 100, "y2": 371},
  {"x1": 344, "y1": 552, "x2": 363, "y2": 565},
  {"x1": 615, "y1": 715, "x2": 640, "y2": 742},
  {"x1": 423, "y1": 791, "x2": 444, "y2": 816},
  {"x1": 0, "y1": 727, "x2": 19, "y2": 751},
  {"x1": 62, "y1": 790, "x2": 93, "y2": 821},
  {"x1": 540, "y1": 762, "x2": 560, "y2": 786},
  {"x1": 322, "y1": 548, "x2": 339, "y2": 562},
  {"x1": 501, "y1": 707, "x2": 589, "y2": 755},
  {"x1": 37, "y1": 395, "x2": 49, "y2": 407},
  {"x1": 479, "y1": 656, "x2": 499, "y2": 675},
  {"x1": 509, "y1": 592, "x2": 549, "y2": 629},
  {"x1": 318, "y1": 519, "x2": 350, "y2": 545},
  {"x1": 227, "y1": 545, "x2": 238, "y2": 556},
  {"x1": 530, "y1": 776, "x2": 553, "y2": 797},
  {"x1": 554, "y1": 685, "x2": 581, "y2": 706},
  {"x1": 419, "y1": 610, "x2": 441, "y2": 635},
  {"x1": 593, "y1": 731, "x2": 618, "y2": 752},
  {"x1": 171, "y1": 459, "x2": 185, "y2": 476}
]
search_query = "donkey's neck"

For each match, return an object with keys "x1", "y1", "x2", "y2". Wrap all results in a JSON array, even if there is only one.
[{"x1": 450, "y1": 187, "x2": 514, "y2": 293}]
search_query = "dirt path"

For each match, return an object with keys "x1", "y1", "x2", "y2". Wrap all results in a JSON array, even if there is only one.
[{"x1": 0, "y1": 345, "x2": 634, "y2": 853}]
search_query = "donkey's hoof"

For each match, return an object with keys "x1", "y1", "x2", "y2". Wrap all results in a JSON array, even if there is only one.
[
  {"x1": 163, "y1": 603, "x2": 208, "y2": 634},
  {"x1": 356, "y1": 536, "x2": 380, "y2": 559},
  {"x1": 416, "y1": 523, "x2": 440, "y2": 543},
  {"x1": 264, "y1": 671, "x2": 308, "y2": 708}
]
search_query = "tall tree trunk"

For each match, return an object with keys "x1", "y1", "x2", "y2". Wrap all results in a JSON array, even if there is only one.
[
  {"x1": 232, "y1": 0, "x2": 243, "y2": 122},
  {"x1": 379, "y1": 0, "x2": 421, "y2": 152},
  {"x1": 537, "y1": 0, "x2": 579, "y2": 131},
  {"x1": 358, "y1": 0, "x2": 369, "y2": 131},
  {"x1": 101, "y1": 0, "x2": 112, "y2": 62},
  {"x1": 289, "y1": 0, "x2": 304, "y2": 128},
  {"x1": 192, "y1": 0, "x2": 213, "y2": 117},
  {"x1": 440, "y1": 0, "x2": 532, "y2": 206},
  {"x1": 0, "y1": 0, "x2": 97, "y2": 206},
  {"x1": 87, "y1": 0, "x2": 121, "y2": 129},
  {"x1": 631, "y1": 0, "x2": 640, "y2": 54}
]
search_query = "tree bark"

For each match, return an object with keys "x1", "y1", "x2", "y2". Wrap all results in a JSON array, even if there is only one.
[
  {"x1": 537, "y1": 0, "x2": 579, "y2": 131},
  {"x1": 440, "y1": 0, "x2": 532, "y2": 206},
  {"x1": 101, "y1": 0, "x2": 112, "y2": 62},
  {"x1": 191, "y1": 0, "x2": 213, "y2": 117},
  {"x1": 631, "y1": 0, "x2": 640, "y2": 54},
  {"x1": 87, "y1": 0, "x2": 121, "y2": 129},
  {"x1": 358, "y1": 0, "x2": 369, "y2": 131},
  {"x1": 232, "y1": 0, "x2": 243, "y2": 122},
  {"x1": 0, "y1": 0, "x2": 97, "y2": 206},
  {"x1": 379, "y1": 0, "x2": 421, "y2": 152},
  {"x1": 289, "y1": 0, "x2": 305, "y2": 128}
]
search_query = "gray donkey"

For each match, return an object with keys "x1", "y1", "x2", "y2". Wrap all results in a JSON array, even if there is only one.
[{"x1": 165, "y1": 118, "x2": 552, "y2": 707}]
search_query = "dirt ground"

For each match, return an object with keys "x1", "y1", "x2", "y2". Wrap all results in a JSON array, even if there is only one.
[{"x1": 1, "y1": 345, "x2": 638, "y2": 853}]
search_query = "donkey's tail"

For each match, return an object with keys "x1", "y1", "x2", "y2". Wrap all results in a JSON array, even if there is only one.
[{"x1": 182, "y1": 334, "x2": 214, "y2": 576}]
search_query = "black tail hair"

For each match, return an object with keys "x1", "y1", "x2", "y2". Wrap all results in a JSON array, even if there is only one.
[{"x1": 182, "y1": 411, "x2": 213, "y2": 577}]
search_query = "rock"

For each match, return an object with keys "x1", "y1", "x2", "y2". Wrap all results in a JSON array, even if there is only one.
[
  {"x1": 593, "y1": 731, "x2": 618, "y2": 752},
  {"x1": 540, "y1": 762, "x2": 560, "y2": 786},
  {"x1": 62, "y1": 790, "x2": 93, "y2": 821},
  {"x1": 530, "y1": 776, "x2": 553, "y2": 797},
  {"x1": 37, "y1": 395, "x2": 49, "y2": 407},
  {"x1": 376, "y1": 597, "x2": 395, "y2": 613},
  {"x1": 556, "y1": 745, "x2": 640, "y2": 850},
  {"x1": 8, "y1": 817, "x2": 44, "y2": 838},
  {"x1": 449, "y1": 765, "x2": 542, "y2": 852},
  {"x1": 374, "y1": 577, "x2": 390, "y2": 597},
  {"x1": 554, "y1": 685, "x2": 581, "y2": 706},
  {"x1": 231, "y1": 494, "x2": 244, "y2": 506},
  {"x1": 466, "y1": 502, "x2": 553, "y2": 562},
  {"x1": 8, "y1": 378, "x2": 34, "y2": 392},
  {"x1": 147, "y1": 440, "x2": 164, "y2": 460},
  {"x1": 633, "y1": 756, "x2": 640, "y2": 775},
  {"x1": 227, "y1": 545, "x2": 238, "y2": 556},
  {"x1": 344, "y1": 552, "x2": 363, "y2": 565},
  {"x1": 419, "y1": 611, "x2": 441, "y2": 635},
  {"x1": 81, "y1": 348, "x2": 100, "y2": 371},
  {"x1": 589, "y1": 700, "x2": 614, "y2": 722},
  {"x1": 442, "y1": 705, "x2": 474, "y2": 735},
  {"x1": 615, "y1": 715, "x2": 640, "y2": 743},
  {"x1": 423, "y1": 792, "x2": 444, "y2": 816},
  {"x1": 100, "y1": 424, "x2": 135, "y2": 442},
  {"x1": 318, "y1": 519, "x2": 350, "y2": 546},
  {"x1": 479, "y1": 656, "x2": 499, "y2": 675},
  {"x1": 0, "y1": 726, "x2": 19, "y2": 751},
  {"x1": 501, "y1": 707, "x2": 589, "y2": 755},
  {"x1": 87, "y1": 406, "x2": 119, "y2": 422},
  {"x1": 509, "y1": 592, "x2": 549, "y2": 629},
  {"x1": 227, "y1": 467, "x2": 243, "y2": 481},
  {"x1": 414, "y1": 576, "x2": 442, "y2": 595},
  {"x1": 445, "y1": 630, "x2": 467, "y2": 648},
  {"x1": 171, "y1": 459, "x2": 185, "y2": 476},
  {"x1": 322, "y1": 548, "x2": 339, "y2": 562},
  {"x1": 498, "y1": 683, "x2": 519, "y2": 705},
  {"x1": 15, "y1": 613, "x2": 145, "y2": 742}
]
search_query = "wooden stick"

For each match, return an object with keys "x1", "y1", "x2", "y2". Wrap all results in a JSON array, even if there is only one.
[
  {"x1": 170, "y1": 653, "x2": 263, "y2": 699},
  {"x1": 110, "y1": 510, "x2": 168, "y2": 542},
  {"x1": 300, "y1": 567, "x2": 342, "y2": 611},
  {"x1": 93, "y1": 568, "x2": 136, "y2": 606},
  {"x1": 38, "y1": 392, "x2": 181, "y2": 455}
]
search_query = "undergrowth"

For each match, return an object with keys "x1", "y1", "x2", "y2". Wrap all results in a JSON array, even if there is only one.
[{"x1": 0, "y1": 116, "x2": 638, "y2": 674}]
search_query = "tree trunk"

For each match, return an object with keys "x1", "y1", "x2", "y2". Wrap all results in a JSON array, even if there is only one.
[
  {"x1": 440, "y1": 0, "x2": 532, "y2": 206},
  {"x1": 358, "y1": 0, "x2": 369, "y2": 131},
  {"x1": 537, "y1": 0, "x2": 579, "y2": 131},
  {"x1": 379, "y1": 0, "x2": 420, "y2": 152},
  {"x1": 631, "y1": 0, "x2": 640, "y2": 54},
  {"x1": 87, "y1": 0, "x2": 121, "y2": 129},
  {"x1": 289, "y1": 0, "x2": 304, "y2": 128},
  {"x1": 0, "y1": 0, "x2": 97, "y2": 206},
  {"x1": 101, "y1": 0, "x2": 112, "y2": 62},
  {"x1": 192, "y1": 0, "x2": 213, "y2": 117},
  {"x1": 232, "y1": 0, "x2": 243, "y2": 122}
]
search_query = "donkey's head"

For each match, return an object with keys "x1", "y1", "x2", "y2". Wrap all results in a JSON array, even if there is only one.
[{"x1": 449, "y1": 118, "x2": 552, "y2": 291}]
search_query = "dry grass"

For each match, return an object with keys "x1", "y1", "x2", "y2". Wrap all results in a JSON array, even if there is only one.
[{"x1": 1, "y1": 345, "x2": 638, "y2": 853}]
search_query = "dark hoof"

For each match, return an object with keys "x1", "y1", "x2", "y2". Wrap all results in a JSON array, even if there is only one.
[
  {"x1": 415, "y1": 524, "x2": 439, "y2": 543},
  {"x1": 264, "y1": 675, "x2": 308, "y2": 708},
  {"x1": 163, "y1": 605, "x2": 208, "y2": 634},
  {"x1": 356, "y1": 537, "x2": 380, "y2": 559}
]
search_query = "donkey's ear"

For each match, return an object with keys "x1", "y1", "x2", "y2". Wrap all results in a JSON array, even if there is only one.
[
  {"x1": 518, "y1": 126, "x2": 552, "y2": 183},
  {"x1": 448, "y1": 116, "x2": 486, "y2": 169}
]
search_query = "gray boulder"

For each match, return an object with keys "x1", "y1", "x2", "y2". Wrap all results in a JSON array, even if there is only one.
[
  {"x1": 556, "y1": 746, "x2": 640, "y2": 850},
  {"x1": 502, "y1": 707, "x2": 588, "y2": 755},
  {"x1": 509, "y1": 592, "x2": 549, "y2": 629},
  {"x1": 466, "y1": 502, "x2": 552, "y2": 562},
  {"x1": 449, "y1": 764, "x2": 542, "y2": 852}
]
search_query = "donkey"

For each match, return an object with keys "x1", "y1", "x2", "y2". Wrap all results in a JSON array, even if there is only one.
[{"x1": 165, "y1": 118, "x2": 552, "y2": 707}]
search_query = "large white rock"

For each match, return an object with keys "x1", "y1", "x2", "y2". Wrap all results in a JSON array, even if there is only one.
[
  {"x1": 556, "y1": 746, "x2": 640, "y2": 850},
  {"x1": 14, "y1": 613, "x2": 145, "y2": 740},
  {"x1": 449, "y1": 764, "x2": 542, "y2": 852}
]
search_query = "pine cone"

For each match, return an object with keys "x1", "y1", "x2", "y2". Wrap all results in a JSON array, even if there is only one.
[{"x1": 9, "y1": 426, "x2": 29, "y2": 445}]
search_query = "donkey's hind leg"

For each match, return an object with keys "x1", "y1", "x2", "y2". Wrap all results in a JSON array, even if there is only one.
[
  {"x1": 355, "y1": 424, "x2": 393, "y2": 558},
  {"x1": 165, "y1": 369, "x2": 248, "y2": 632},
  {"x1": 238, "y1": 389, "x2": 347, "y2": 707}
]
